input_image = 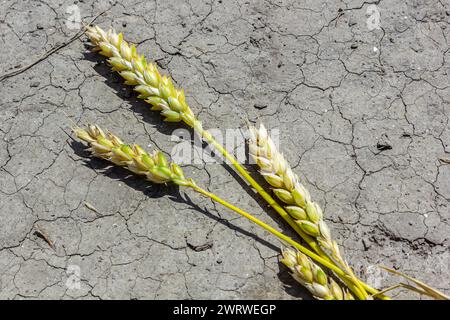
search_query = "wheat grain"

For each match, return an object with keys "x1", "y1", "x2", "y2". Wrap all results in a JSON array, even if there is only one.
[{"x1": 281, "y1": 248, "x2": 354, "y2": 300}]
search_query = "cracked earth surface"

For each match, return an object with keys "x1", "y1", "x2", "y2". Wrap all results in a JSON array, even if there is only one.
[{"x1": 0, "y1": 0, "x2": 449, "y2": 299}]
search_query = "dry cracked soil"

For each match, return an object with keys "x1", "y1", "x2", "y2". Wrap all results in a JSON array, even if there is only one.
[{"x1": 0, "y1": 0, "x2": 449, "y2": 299}]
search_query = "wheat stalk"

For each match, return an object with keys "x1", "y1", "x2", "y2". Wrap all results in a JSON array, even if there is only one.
[
  {"x1": 281, "y1": 248, "x2": 354, "y2": 300},
  {"x1": 74, "y1": 124, "x2": 363, "y2": 291},
  {"x1": 249, "y1": 123, "x2": 372, "y2": 299},
  {"x1": 84, "y1": 25, "x2": 383, "y2": 299},
  {"x1": 379, "y1": 266, "x2": 449, "y2": 300}
]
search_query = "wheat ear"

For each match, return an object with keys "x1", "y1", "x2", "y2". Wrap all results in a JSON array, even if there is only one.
[
  {"x1": 86, "y1": 26, "x2": 197, "y2": 125},
  {"x1": 73, "y1": 124, "x2": 189, "y2": 186},
  {"x1": 74, "y1": 124, "x2": 364, "y2": 289},
  {"x1": 249, "y1": 124, "x2": 373, "y2": 299},
  {"x1": 281, "y1": 248, "x2": 354, "y2": 300}
]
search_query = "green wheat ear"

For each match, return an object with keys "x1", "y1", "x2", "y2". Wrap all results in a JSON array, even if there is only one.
[
  {"x1": 86, "y1": 26, "x2": 197, "y2": 126},
  {"x1": 281, "y1": 247, "x2": 354, "y2": 300},
  {"x1": 249, "y1": 123, "x2": 367, "y2": 298},
  {"x1": 73, "y1": 124, "x2": 189, "y2": 186}
]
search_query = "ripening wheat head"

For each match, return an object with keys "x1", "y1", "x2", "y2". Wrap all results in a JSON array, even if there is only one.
[
  {"x1": 248, "y1": 124, "x2": 341, "y2": 256},
  {"x1": 86, "y1": 25, "x2": 198, "y2": 127},
  {"x1": 74, "y1": 124, "x2": 189, "y2": 186},
  {"x1": 281, "y1": 247, "x2": 354, "y2": 300}
]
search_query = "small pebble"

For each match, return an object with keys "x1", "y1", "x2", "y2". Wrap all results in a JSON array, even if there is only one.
[
  {"x1": 30, "y1": 81, "x2": 40, "y2": 87},
  {"x1": 362, "y1": 238, "x2": 371, "y2": 251},
  {"x1": 254, "y1": 104, "x2": 267, "y2": 110}
]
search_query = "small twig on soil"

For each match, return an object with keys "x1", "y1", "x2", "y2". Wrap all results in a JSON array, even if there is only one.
[
  {"x1": 84, "y1": 201, "x2": 101, "y2": 215},
  {"x1": 34, "y1": 224, "x2": 55, "y2": 249},
  {"x1": 0, "y1": 10, "x2": 107, "y2": 83}
]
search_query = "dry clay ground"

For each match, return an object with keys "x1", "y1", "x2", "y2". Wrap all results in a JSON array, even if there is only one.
[{"x1": 0, "y1": 0, "x2": 449, "y2": 299}]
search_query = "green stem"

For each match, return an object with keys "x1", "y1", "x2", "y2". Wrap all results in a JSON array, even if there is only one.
[
  {"x1": 190, "y1": 183, "x2": 367, "y2": 300},
  {"x1": 194, "y1": 125, "x2": 388, "y2": 299},
  {"x1": 198, "y1": 126, "x2": 323, "y2": 253}
]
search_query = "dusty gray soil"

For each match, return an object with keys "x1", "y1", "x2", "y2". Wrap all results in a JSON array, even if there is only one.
[{"x1": 0, "y1": 0, "x2": 449, "y2": 299}]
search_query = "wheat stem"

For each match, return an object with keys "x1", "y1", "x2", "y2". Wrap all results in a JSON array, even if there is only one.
[
  {"x1": 198, "y1": 128, "x2": 325, "y2": 251},
  {"x1": 190, "y1": 184, "x2": 358, "y2": 283}
]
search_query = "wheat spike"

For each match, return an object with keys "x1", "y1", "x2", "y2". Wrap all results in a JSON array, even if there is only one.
[
  {"x1": 74, "y1": 125, "x2": 189, "y2": 186},
  {"x1": 281, "y1": 248, "x2": 354, "y2": 300},
  {"x1": 249, "y1": 124, "x2": 336, "y2": 251},
  {"x1": 85, "y1": 26, "x2": 200, "y2": 128},
  {"x1": 248, "y1": 124, "x2": 368, "y2": 297}
]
